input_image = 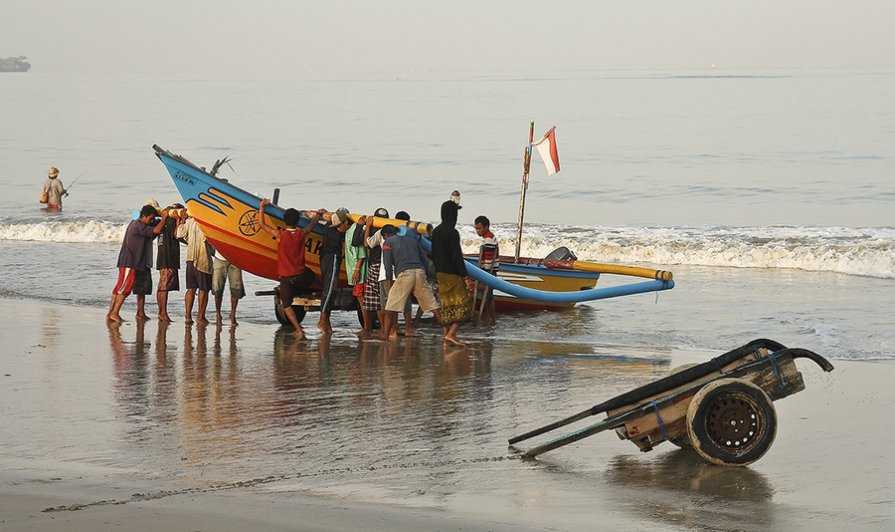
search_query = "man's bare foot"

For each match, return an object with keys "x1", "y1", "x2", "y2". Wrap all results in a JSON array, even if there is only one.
[
  {"x1": 107, "y1": 314, "x2": 124, "y2": 323},
  {"x1": 158, "y1": 314, "x2": 172, "y2": 322},
  {"x1": 292, "y1": 328, "x2": 305, "y2": 340},
  {"x1": 356, "y1": 330, "x2": 370, "y2": 338},
  {"x1": 135, "y1": 313, "x2": 150, "y2": 321},
  {"x1": 404, "y1": 330, "x2": 420, "y2": 337},
  {"x1": 229, "y1": 314, "x2": 237, "y2": 326},
  {"x1": 185, "y1": 317, "x2": 193, "y2": 325},
  {"x1": 443, "y1": 336, "x2": 464, "y2": 347},
  {"x1": 196, "y1": 316, "x2": 209, "y2": 325}
]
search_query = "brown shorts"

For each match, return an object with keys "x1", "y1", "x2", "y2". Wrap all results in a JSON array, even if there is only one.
[
  {"x1": 157, "y1": 268, "x2": 180, "y2": 292},
  {"x1": 133, "y1": 269, "x2": 153, "y2": 296},
  {"x1": 185, "y1": 261, "x2": 212, "y2": 291},
  {"x1": 385, "y1": 269, "x2": 438, "y2": 313}
]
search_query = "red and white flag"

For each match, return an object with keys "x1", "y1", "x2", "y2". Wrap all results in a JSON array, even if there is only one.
[{"x1": 533, "y1": 126, "x2": 560, "y2": 175}]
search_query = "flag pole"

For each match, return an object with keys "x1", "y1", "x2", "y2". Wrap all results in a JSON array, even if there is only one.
[{"x1": 515, "y1": 120, "x2": 535, "y2": 262}]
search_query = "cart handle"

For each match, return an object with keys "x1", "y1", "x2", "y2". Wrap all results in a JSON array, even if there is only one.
[{"x1": 787, "y1": 348, "x2": 835, "y2": 372}]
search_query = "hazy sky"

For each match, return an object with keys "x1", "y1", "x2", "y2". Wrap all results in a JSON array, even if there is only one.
[{"x1": 2, "y1": 0, "x2": 894, "y2": 73}]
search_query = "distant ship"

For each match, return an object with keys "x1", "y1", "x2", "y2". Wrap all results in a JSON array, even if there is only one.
[{"x1": 0, "y1": 56, "x2": 31, "y2": 72}]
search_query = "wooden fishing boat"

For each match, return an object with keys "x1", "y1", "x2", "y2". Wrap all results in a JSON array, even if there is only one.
[
  {"x1": 509, "y1": 339, "x2": 834, "y2": 466},
  {"x1": 153, "y1": 145, "x2": 674, "y2": 321}
]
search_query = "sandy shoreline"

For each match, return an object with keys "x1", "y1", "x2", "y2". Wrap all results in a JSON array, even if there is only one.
[{"x1": 1, "y1": 297, "x2": 893, "y2": 531}]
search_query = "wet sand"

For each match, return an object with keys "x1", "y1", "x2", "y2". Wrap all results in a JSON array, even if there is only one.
[{"x1": 1, "y1": 297, "x2": 892, "y2": 531}]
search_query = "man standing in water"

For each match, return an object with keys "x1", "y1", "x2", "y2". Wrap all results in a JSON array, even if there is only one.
[
  {"x1": 474, "y1": 215, "x2": 499, "y2": 326},
  {"x1": 134, "y1": 199, "x2": 161, "y2": 321},
  {"x1": 41, "y1": 167, "x2": 66, "y2": 210},
  {"x1": 376, "y1": 224, "x2": 440, "y2": 341},
  {"x1": 155, "y1": 202, "x2": 183, "y2": 322},
  {"x1": 317, "y1": 208, "x2": 351, "y2": 335},
  {"x1": 212, "y1": 255, "x2": 245, "y2": 326},
  {"x1": 177, "y1": 209, "x2": 214, "y2": 325},
  {"x1": 107, "y1": 205, "x2": 167, "y2": 322},
  {"x1": 258, "y1": 198, "x2": 323, "y2": 339},
  {"x1": 431, "y1": 200, "x2": 471, "y2": 346}
]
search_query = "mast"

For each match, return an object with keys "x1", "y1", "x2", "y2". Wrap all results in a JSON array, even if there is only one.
[{"x1": 514, "y1": 120, "x2": 535, "y2": 262}]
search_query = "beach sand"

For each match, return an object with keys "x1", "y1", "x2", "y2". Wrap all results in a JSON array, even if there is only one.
[{"x1": 1, "y1": 297, "x2": 892, "y2": 531}]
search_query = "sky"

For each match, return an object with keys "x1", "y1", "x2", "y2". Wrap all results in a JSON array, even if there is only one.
[{"x1": 2, "y1": 0, "x2": 894, "y2": 73}]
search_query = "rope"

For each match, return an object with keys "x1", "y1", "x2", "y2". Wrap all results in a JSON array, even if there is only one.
[{"x1": 651, "y1": 400, "x2": 668, "y2": 441}]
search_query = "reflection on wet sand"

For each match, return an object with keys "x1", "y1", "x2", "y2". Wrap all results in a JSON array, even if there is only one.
[
  {"x1": 604, "y1": 451, "x2": 780, "y2": 530},
  {"x1": 102, "y1": 319, "x2": 686, "y2": 504}
]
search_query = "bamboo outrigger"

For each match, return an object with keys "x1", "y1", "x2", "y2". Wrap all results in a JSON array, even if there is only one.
[{"x1": 509, "y1": 339, "x2": 834, "y2": 466}]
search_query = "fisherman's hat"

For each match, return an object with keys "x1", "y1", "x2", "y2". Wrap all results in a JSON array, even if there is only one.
[
  {"x1": 48, "y1": 167, "x2": 59, "y2": 178},
  {"x1": 373, "y1": 207, "x2": 389, "y2": 218},
  {"x1": 331, "y1": 208, "x2": 351, "y2": 226},
  {"x1": 144, "y1": 198, "x2": 161, "y2": 210}
]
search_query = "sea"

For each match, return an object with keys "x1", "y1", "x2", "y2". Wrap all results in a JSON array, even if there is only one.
[
  {"x1": 1, "y1": 69, "x2": 892, "y2": 359},
  {"x1": 1, "y1": 69, "x2": 894, "y2": 530}
]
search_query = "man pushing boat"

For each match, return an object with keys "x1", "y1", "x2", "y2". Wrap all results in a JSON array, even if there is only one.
[{"x1": 258, "y1": 198, "x2": 324, "y2": 339}]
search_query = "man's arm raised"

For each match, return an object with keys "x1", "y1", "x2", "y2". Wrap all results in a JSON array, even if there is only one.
[{"x1": 258, "y1": 198, "x2": 280, "y2": 238}]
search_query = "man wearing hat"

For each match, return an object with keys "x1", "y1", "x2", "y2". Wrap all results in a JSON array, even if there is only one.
[
  {"x1": 41, "y1": 167, "x2": 66, "y2": 210},
  {"x1": 317, "y1": 208, "x2": 351, "y2": 335}
]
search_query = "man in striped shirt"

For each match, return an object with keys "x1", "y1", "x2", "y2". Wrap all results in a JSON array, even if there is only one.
[{"x1": 474, "y1": 215, "x2": 499, "y2": 327}]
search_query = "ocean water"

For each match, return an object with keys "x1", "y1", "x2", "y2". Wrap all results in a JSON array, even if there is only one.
[
  {"x1": 0, "y1": 69, "x2": 893, "y2": 359},
  {"x1": 2, "y1": 70, "x2": 895, "y2": 531}
]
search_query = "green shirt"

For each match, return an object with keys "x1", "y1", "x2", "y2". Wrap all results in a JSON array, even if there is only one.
[{"x1": 344, "y1": 223, "x2": 367, "y2": 285}]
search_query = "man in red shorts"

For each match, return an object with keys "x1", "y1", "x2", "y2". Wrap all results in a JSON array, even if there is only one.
[
  {"x1": 259, "y1": 198, "x2": 323, "y2": 339},
  {"x1": 107, "y1": 204, "x2": 167, "y2": 322}
]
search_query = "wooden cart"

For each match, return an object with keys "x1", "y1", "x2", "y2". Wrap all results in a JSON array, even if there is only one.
[{"x1": 509, "y1": 339, "x2": 834, "y2": 466}]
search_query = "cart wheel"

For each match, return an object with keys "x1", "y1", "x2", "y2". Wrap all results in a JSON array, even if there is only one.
[
  {"x1": 274, "y1": 295, "x2": 306, "y2": 326},
  {"x1": 667, "y1": 364, "x2": 698, "y2": 448},
  {"x1": 686, "y1": 378, "x2": 777, "y2": 466}
]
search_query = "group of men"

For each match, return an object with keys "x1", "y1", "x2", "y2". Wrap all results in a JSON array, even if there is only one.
[
  {"x1": 105, "y1": 199, "x2": 245, "y2": 325},
  {"x1": 260, "y1": 191, "x2": 499, "y2": 346}
]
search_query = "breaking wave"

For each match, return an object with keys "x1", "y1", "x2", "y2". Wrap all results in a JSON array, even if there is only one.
[
  {"x1": 2, "y1": 218, "x2": 893, "y2": 279},
  {"x1": 0, "y1": 219, "x2": 126, "y2": 243},
  {"x1": 465, "y1": 223, "x2": 895, "y2": 280}
]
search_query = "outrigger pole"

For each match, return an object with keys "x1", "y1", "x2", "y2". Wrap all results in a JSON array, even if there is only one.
[{"x1": 514, "y1": 120, "x2": 535, "y2": 262}]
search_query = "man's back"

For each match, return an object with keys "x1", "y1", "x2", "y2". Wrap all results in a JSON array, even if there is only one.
[{"x1": 382, "y1": 234, "x2": 427, "y2": 279}]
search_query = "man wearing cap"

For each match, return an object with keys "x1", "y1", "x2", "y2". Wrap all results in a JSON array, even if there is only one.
[
  {"x1": 176, "y1": 208, "x2": 215, "y2": 325},
  {"x1": 107, "y1": 205, "x2": 168, "y2": 322},
  {"x1": 41, "y1": 167, "x2": 66, "y2": 210},
  {"x1": 317, "y1": 208, "x2": 351, "y2": 335},
  {"x1": 134, "y1": 199, "x2": 162, "y2": 320},
  {"x1": 156, "y1": 203, "x2": 184, "y2": 322}
]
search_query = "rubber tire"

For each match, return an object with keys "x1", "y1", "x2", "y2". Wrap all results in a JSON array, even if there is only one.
[
  {"x1": 667, "y1": 363, "x2": 700, "y2": 448},
  {"x1": 686, "y1": 378, "x2": 777, "y2": 466},
  {"x1": 274, "y1": 296, "x2": 306, "y2": 326}
]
